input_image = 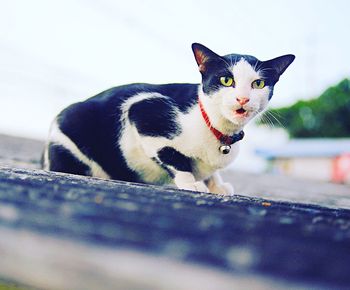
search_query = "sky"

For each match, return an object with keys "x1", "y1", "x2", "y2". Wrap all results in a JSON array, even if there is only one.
[{"x1": 0, "y1": 0, "x2": 349, "y2": 140}]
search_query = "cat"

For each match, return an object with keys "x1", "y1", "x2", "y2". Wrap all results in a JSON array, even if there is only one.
[{"x1": 42, "y1": 43, "x2": 294, "y2": 195}]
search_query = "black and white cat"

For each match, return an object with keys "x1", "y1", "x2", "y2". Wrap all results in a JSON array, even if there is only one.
[{"x1": 43, "y1": 43, "x2": 294, "y2": 195}]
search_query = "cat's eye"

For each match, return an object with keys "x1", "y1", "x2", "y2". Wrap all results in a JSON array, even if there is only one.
[
  {"x1": 252, "y1": 79, "x2": 265, "y2": 89},
  {"x1": 220, "y1": 76, "x2": 234, "y2": 87}
]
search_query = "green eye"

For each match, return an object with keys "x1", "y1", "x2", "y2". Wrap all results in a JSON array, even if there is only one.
[
  {"x1": 252, "y1": 79, "x2": 265, "y2": 89},
  {"x1": 220, "y1": 76, "x2": 234, "y2": 87}
]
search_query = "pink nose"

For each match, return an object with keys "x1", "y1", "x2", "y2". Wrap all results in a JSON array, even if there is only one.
[{"x1": 236, "y1": 97, "x2": 250, "y2": 106}]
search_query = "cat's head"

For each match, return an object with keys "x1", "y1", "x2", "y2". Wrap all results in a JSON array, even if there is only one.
[{"x1": 192, "y1": 43, "x2": 295, "y2": 132}]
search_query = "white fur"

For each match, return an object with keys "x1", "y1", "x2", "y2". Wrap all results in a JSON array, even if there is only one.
[
  {"x1": 174, "y1": 172, "x2": 209, "y2": 193},
  {"x1": 46, "y1": 120, "x2": 110, "y2": 179},
  {"x1": 119, "y1": 93, "x2": 173, "y2": 185}
]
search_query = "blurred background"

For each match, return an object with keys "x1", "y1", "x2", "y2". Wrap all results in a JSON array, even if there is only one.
[{"x1": 1, "y1": 0, "x2": 349, "y2": 183}]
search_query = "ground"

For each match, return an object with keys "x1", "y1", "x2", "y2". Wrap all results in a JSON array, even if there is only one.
[{"x1": 0, "y1": 133, "x2": 349, "y2": 290}]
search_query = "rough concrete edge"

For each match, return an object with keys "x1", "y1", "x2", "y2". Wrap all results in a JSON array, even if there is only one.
[{"x1": 0, "y1": 226, "x2": 322, "y2": 290}]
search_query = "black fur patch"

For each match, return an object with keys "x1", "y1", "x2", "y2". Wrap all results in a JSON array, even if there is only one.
[
  {"x1": 48, "y1": 143, "x2": 90, "y2": 175},
  {"x1": 57, "y1": 93, "x2": 140, "y2": 182},
  {"x1": 128, "y1": 97, "x2": 181, "y2": 139},
  {"x1": 157, "y1": 147, "x2": 192, "y2": 172},
  {"x1": 156, "y1": 83, "x2": 198, "y2": 112}
]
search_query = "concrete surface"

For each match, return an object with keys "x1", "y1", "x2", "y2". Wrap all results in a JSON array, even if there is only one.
[
  {"x1": 0, "y1": 133, "x2": 350, "y2": 290},
  {"x1": 1, "y1": 166, "x2": 350, "y2": 290}
]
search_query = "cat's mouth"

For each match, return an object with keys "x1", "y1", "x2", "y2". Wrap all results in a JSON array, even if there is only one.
[{"x1": 235, "y1": 107, "x2": 248, "y2": 116}]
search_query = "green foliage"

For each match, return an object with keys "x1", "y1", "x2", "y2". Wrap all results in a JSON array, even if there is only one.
[
  {"x1": 260, "y1": 79, "x2": 350, "y2": 138},
  {"x1": 0, "y1": 284, "x2": 31, "y2": 290}
]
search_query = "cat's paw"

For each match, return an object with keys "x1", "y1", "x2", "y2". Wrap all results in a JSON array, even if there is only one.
[
  {"x1": 174, "y1": 172, "x2": 209, "y2": 193},
  {"x1": 209, "y1": 182, "x2": 235, "y2": 195},
  {"x1": 178, "y1": 181, "x2": 209, "y2": 193},
  {"x1": 189, "y1": 181, "x2": 210, "y2": 193}
]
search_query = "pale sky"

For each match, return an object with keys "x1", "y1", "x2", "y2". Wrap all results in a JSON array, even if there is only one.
[{"x1": 0, "y1": 0, "x2": 349, "y2": 138}]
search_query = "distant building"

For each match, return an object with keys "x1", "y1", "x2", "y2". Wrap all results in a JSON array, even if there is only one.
[{"x1": 256, "y1": 139, "x2": 350, "y2": 184}]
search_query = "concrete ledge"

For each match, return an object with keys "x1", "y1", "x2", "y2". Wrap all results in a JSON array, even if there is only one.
[
  {"x1": 1, "y1": 134, "x2": 350, "y2": 289},
  {"x1": 0, "y1": 166, "x2": 349, "y2": 289}
]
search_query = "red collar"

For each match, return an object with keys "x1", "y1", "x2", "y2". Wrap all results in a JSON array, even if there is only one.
[{"x1": 198, "y1": 98, "x2": 245, "y2": 145}]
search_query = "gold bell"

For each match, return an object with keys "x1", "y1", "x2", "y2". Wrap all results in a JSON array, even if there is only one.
[{"x1": 219, "y1": 145, "x2": 231, "y2": 154}]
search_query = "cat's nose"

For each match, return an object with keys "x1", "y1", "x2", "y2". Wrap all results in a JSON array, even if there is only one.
[{"x1": 236, "y1": 97, "x2": 250, "y2": 106}]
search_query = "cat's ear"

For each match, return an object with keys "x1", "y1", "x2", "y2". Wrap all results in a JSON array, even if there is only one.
[
  {"x1": 191, "y1": 43, "x2": 221, "y2": 73},
  {"x1": 264, "y1": 54, "x2": 295, "y2": 76}
]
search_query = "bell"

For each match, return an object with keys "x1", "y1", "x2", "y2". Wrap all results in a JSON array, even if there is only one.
[{"x1": 219, "y1": 145, "x2": 231, "y2": 154}]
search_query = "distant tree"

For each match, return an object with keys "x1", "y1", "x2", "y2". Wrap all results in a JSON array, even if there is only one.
[{"x1": 259, "y1": 79, "x2": 350, "y2": 138}]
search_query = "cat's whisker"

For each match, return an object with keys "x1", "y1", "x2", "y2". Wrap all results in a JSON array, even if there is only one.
[
  {"x1": 266, "y1": 110, "x2": 285, "y2": 129},
  {"x1": 259, "y1": 114, "x2": 275, "y2": 129},
  {"x1": 259, "y1": 110, "x2": 286, "y2": 131}
]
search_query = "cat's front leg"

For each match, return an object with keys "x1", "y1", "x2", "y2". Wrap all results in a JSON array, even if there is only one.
[
  {"x1": 206, "y1": 172, "x2": 234, "y2": 195},
  {"x1": 156, "y1": 147, "x2": 209, "y2": 193}
]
